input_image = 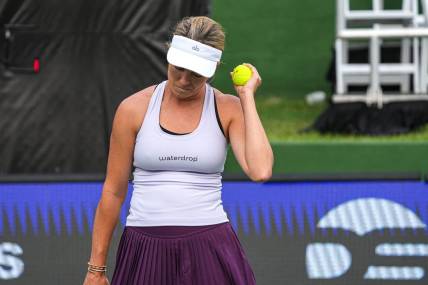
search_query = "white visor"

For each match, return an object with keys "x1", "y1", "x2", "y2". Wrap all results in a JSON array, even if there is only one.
[{"x1": 167, "y1": 35, "x2": 222, "y2": 78}]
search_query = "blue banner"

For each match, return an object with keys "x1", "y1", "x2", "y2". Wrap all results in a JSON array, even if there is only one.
[
  {"x1": 2, "y1": 181, "x2": 428, "y2": 236},
  {"x1": 1, "y1": 181, "x2": 428, "y2": 284}
]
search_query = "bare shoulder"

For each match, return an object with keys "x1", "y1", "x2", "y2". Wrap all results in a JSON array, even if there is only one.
[
  {"x1": 213, "y1": 88, "x2": 242, "y2": 115},
  {"x1": 115, "y1": 85, "x2": 156, "y2": 132},
  {"x1": 119, "y1": 85, "x2": 155, "y2": 113},
  {"x1": 213, "y1": 88, "x2": 243, "y2": 139}
]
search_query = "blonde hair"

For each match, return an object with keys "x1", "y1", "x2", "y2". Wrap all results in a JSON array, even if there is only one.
[{"x1": 172, "y1": 16, "x2": 225, "y2": 51}]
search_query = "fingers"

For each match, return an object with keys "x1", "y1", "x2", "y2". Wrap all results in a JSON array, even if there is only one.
[
  {"x1": 242, "y1": 63, "x2": 262, "y2": 85},
  {"x1": 230, "y1": 63, "x2": 262, "y2": 97}
]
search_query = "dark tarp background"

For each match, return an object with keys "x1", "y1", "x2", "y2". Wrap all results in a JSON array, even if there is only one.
[
  {"x1": 0, "y1": 0, "x2": 210, "y2": 174},
  {"x1": 311, "y1": 101, "x2": 428, "y2": 135}
]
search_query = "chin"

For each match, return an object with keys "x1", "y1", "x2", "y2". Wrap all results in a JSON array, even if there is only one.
[{"x1": 175, "y1": 87, "x2": 194, "y2": 97}]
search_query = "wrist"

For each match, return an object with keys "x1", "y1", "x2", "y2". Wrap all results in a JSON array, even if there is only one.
[
  {"x1": 237, "y1": 89, "x2": 254, "y2": 98},
  {"x1": 89, "y1": 254, "x2": 107, "y2": 266},
  {"x1": 87, "y1": 261, "x2": 107, "y2": 275},
  {"x1": 88, "y1": 270, "x2": 106, "y2": 278}
]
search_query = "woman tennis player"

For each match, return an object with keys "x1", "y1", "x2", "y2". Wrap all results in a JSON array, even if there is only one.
[{"x1": 83, "y1": 16, "x2": 273, "y2": 285}]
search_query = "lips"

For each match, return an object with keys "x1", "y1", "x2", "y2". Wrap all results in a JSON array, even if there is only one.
[{"x1": 176, "y1": 85, "x2": 193, "y2": 92}]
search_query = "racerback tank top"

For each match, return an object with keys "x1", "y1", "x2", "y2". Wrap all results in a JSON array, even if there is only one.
[{"x1": 126, "y1": 81, "x2": 229, "y2": 226}]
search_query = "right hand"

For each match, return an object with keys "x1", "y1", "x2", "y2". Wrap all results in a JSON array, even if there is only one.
[{"x1": 83, "y1": 272, "x2": 110, "y2": 285}]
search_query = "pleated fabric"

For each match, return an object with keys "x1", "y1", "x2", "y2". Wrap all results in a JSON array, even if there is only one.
[{"x1": 111, "y1": 222, "x2": 256, "y2": 285}]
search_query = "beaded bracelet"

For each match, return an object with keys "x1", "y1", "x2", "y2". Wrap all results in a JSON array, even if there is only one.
[{"x1": 87, "y1": 262, "x2": 107, "y2": 274}]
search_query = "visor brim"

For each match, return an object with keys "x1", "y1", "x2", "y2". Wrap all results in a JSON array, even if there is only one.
[{"x1": 167, "y1": 47, "x2": 217, "y2": 78}]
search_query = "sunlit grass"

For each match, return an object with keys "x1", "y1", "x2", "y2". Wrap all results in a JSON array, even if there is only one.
[{"x1": 257, "y1": 95, "x2": 428, "y2": 143}]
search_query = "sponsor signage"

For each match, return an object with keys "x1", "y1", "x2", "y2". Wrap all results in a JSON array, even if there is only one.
[{"x1": 1, "y1": 181, "x2": 427, "y2": 284}]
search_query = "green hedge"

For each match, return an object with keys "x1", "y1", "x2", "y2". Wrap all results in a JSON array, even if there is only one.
[
  {"x1": 212, "y1": 0, "x2": 335, "y2": 98},
  {"x1": 224, "y1": 142, "x2": 428, "y2": 177}
]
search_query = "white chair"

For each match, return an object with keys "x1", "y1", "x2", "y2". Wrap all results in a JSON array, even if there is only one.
[
  {"x1": 420, "y1": 0, "x2": 428, "y2": 93},
  {"x1": 336, "y1": 0, "x2": 420, "y2": 95}
]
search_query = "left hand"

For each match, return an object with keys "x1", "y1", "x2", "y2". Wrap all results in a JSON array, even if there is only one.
[{"x1": 231, "y1": 63, "x2": 262, "y2": 97}]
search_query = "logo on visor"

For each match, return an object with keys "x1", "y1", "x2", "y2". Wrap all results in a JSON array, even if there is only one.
[{"x1": 192, "y1": 45, "x2": 200, "y2": 52}]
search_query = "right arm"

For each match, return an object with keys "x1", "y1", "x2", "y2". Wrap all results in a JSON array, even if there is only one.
[{"x1": 83, "y1": 87, "x2": 153, "y2": 285}]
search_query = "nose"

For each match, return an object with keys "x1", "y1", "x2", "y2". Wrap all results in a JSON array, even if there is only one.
[{"x1": 178, "y1": 70, "x2": 192, "y2": 86}]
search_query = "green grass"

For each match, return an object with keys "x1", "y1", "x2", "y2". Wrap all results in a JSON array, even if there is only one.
[
  {"x1": 256, "y1": 95, "x2": 428, "y2": 142},
  {"x1": 210, "y1": 0, "x2": 428, "y2": 144}
]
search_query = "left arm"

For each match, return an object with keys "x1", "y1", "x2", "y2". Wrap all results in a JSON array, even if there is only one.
[{"x1": 226, "y1": 64, "x2": 274, "y2": 181}]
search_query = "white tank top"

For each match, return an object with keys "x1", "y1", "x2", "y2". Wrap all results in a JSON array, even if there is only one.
[{"x1": 126, "y1": 81, "x2": 229, "y2": 226}]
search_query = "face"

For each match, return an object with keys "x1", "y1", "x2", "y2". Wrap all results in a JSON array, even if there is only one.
[{"x1": 167, "y1": 64, "x2": 208, "y2": 99}]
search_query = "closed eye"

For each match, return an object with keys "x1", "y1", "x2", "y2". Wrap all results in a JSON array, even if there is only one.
[
  {"x1": 173, "y1": 65, "x2": 203, "y2": 78},
  {"x1": 191, "y1": 72, "x2": 203, "y2": 78},
  {"x1": 174, "y1": 66, "x2": 185, "y2": 71}
]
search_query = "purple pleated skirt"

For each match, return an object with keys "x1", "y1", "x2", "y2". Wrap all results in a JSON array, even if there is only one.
[{"x1": 111, "y1": 222, "x2": 255, "y2": 285}]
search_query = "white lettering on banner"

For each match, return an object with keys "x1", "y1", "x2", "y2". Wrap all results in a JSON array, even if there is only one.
[
  {"x1": 0, "y1": 242, "x2": 24, "y2": 280},
  {"x1": 305, "y1": 198, "x2": 428, "y2": 281},
  {"x1": 306, "y1": 243, "x2": 352, "y2": 278}
]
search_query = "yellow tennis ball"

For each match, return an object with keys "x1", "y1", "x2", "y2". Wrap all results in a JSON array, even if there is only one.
[{"x1": 232, "y1": 65, "x2": 252, "y2": 86}]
